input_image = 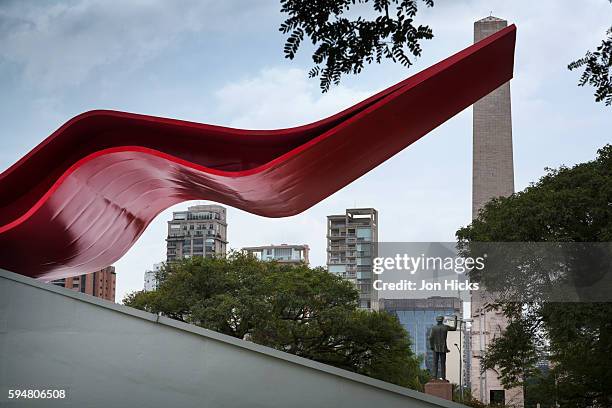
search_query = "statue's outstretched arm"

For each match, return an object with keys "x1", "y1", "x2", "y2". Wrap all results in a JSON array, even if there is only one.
[{"x1": 450, "y1": 316, "x2": 458, "y2": 331}]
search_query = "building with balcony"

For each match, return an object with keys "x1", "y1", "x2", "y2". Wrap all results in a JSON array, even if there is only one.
[
  {"x1": 166, "y1": 204, "x2": 227, "y2": 262},
  {"x1": 242, "y1": 244, "x2": 309, "y2": 265},
  {"x1": 326, "y1": 208, "x2": 378, "y2": 310}
]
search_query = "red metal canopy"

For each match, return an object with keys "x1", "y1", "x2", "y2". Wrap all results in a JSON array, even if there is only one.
[{"x1": 0, "y1": 25, "x2": 516, "y2": 279}]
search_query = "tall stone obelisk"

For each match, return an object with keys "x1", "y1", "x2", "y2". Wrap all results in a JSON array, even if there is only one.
[
  {"x1": 470, "y1": 16, "x2": 523, "y2": 407},
  {"x1": 472, "y1": 16, "x2": 515, "y2": 219}
]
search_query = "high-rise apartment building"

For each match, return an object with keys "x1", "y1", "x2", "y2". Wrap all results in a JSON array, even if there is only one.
[
  {"x1": 326, "y1": 208, "x2": 378, "y2": 310},
  {"x1": 471, "y1": 16, "x2": 523, "y2": 407},
  {"x1": 166, "y1": 204, "x2": 227, "y2": 262},
  {"x1": 242, "y1": 244, "x2": 309, "y2": 265},
  {"x1": 50, "y1": 266, "x2": 116, "y2": 302},
  {"x1": 380, "y1": 297, "x2": 462, "y2": 384}
]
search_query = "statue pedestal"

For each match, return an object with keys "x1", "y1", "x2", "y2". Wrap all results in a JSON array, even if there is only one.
[{"x1": 424, "y1": 379, "x2": 452, "y2": 401}]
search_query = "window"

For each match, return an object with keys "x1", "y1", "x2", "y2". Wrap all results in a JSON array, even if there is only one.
[
  {"x1": 328, "y1": 265, "x2": 346, "y2": 273},
  {"x1": 357, "y1": 271, "x2": 371, "y2": 279},
  {"x1": 356, "y1": 228, "x2": 371, "y2": 240},
  {"x1": 490, "y1": 390, "x2": 505, "y2": 406},
  {"x1": 275, "y1": 248, "x2": 291, "y2": 258},
  {"x1": 357, "y1": 257, "x2": 371, "y2": 266}
]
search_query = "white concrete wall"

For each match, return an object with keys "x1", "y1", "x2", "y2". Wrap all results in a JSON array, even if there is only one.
[
  {"x1": 445, "y1": 331, "x2": 461, "y2": 385},
  {"x1": 0, "y1": 269, "x2": 464, "y2": 408}
]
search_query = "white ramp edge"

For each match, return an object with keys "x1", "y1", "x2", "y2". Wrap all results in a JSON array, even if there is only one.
[{"x1": 0, "y1": 269, "x2": 464, "y2": 408}]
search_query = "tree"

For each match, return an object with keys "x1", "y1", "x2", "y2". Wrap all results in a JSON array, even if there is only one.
[
  {"x1": 481, "y1": 316, "x2": 542, "y2": 393},
  {"x1": 568, "y1": 1, "x2": 612, "y2": 106},
  {"x1": 457, "y1": 145, "x2": 612, "y2": 408},
  {"x1": 279, "y1": 0, "x2": 434, "y2": 92},
  {"x1": 124, "y1": 253, "x2": 423, "y2": 389},
  {"x1": 524, "y1": 371, "x2": 558, "y2": 408}
]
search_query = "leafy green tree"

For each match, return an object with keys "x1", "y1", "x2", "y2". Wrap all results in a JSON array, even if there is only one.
[
  {"x1": 457, "y1": 145, "x2": 612, "y2": 408},
  {"x1": 524, "y1": 371, "x2": 557, "y2": 408},
  {"x1": 568, "y1": 0, "x2": 612, "y2": 106},
  {"x1": 124, "y1": 253, "x2": 423, "y2": 389},
  {"x1": 458, "y1": 145, "x2": 612, "y2": 243},
  {"x1": 539, "y1": 303, "x2": 612, "y2": 407},
  {"x1": 481, "y1": 317, "x2": 542, "y2": 393},
  {"x1": 279, "y1": 0, "x2": 434, "y2": 92}
]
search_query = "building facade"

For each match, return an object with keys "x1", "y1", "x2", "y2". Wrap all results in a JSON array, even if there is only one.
[
  {"x1": 144, "y1": 262, "x2": 163, "y2": 292},
  {"x1": 242, "y1": 244, "x2": 309, "y2": 265},
  {"x1": 380, "y1": 297, "x2": 462, "y2": 384},
  {"x1": 471, "y1": 16, "x2": 523, "y2": 407},
  {"x1": 166, "y1": 204, "x2": 227, "y2": 262},
  {"x1": 327, "y1": 208, "x2": 378, "y2": 310},
  {"x1": 50, "y1": 266, "x2": 116, "y2": 302},
  {"x1": 464, "y1": 325, "x2": 472, "y2": 390}
]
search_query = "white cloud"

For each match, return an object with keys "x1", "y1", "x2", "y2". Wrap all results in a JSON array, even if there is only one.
[
  {"x1": 214, "y1": 67, "x2": 375, "y2": 128},
  {"x1": 0, "y1": 0, "x2": 264, "y2": 88}
]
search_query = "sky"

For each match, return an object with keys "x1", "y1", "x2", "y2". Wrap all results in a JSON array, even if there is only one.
[{"x1": 0, "y1": 0, "x2": 610, "y2": 303}]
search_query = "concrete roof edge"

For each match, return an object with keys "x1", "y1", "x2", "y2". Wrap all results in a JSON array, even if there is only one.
[{"x1": 0, "y1": 268, "x2": 465, "y2": 408}]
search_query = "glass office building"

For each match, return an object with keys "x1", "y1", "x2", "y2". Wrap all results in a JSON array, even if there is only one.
[{"x1": 380, "y1": 297, "x2": 461, "y2": 370}]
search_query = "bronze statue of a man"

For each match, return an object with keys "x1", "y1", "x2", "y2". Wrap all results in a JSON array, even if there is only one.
[{"x1": 429, "y1": 315, "x2": 457, "y2": 380}]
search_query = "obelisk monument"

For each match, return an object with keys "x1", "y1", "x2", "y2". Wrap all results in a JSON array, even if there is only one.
[{"x1": 470, "y1": 16, "x2": 524, "y2": 407}]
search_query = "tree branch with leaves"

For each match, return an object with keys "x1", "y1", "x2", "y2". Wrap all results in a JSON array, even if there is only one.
[
  {"x1": 279, "y1": 0, "x2": 434, "y2": 92},
  {"x1": 568, "y1": 0, "x2": 612, "y2": 106}
]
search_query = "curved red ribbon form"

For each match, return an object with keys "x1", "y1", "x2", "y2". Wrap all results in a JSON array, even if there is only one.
[{"x1": 0, "y1": 25, "x2": 516, "y2": 279}]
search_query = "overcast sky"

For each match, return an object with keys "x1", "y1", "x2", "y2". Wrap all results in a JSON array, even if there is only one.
[{"x1": 1, "y1": 0, "x2": 610, "y2": 302}]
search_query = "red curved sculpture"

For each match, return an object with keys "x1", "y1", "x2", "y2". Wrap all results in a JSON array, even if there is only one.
[{"x1": 0, "y1": 25, "x2": 516, "y2": 279}]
